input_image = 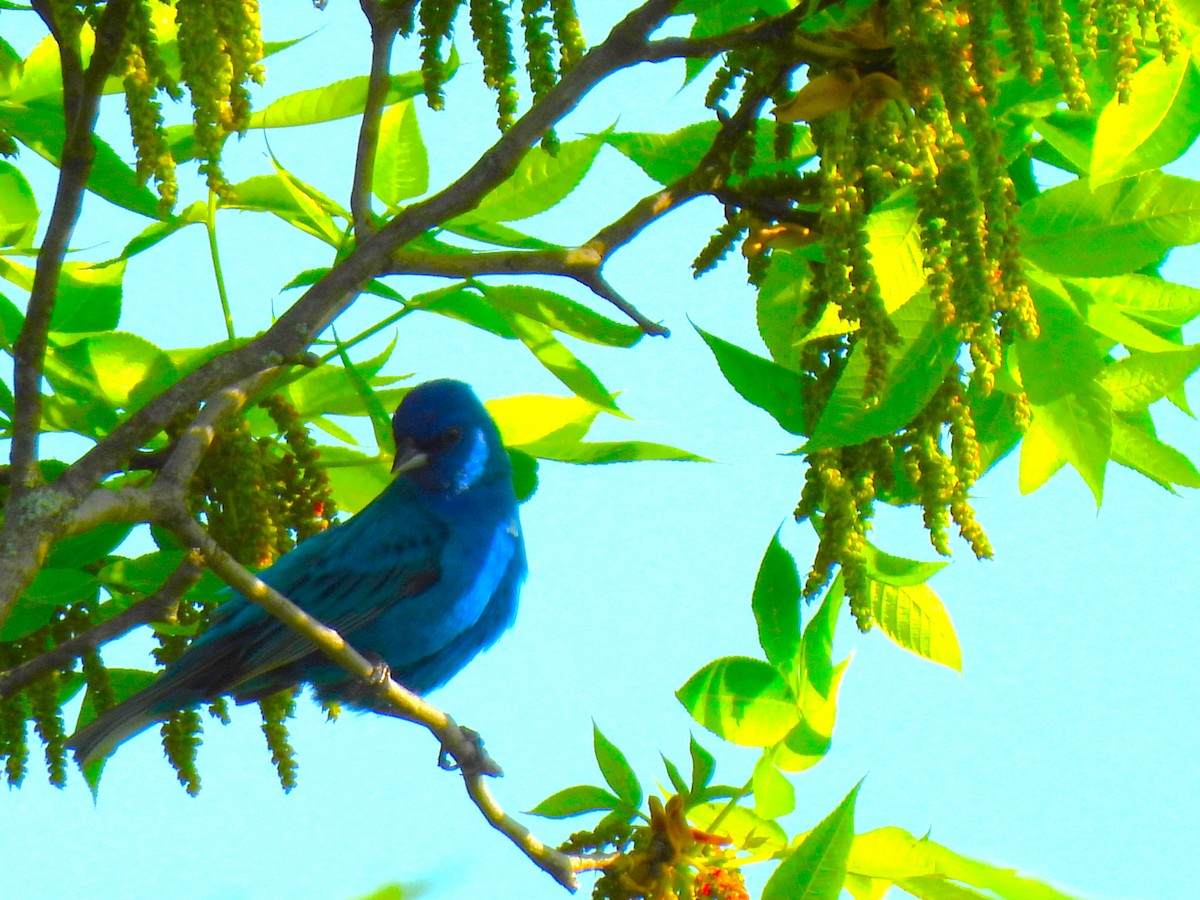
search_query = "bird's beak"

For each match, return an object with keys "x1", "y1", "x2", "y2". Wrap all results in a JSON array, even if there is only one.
[{"x1": 391, "y1": 440, "x2": 429, "y2": 474}]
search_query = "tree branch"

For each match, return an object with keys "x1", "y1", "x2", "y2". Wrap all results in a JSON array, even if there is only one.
[
  {"x1": 0, "y1": 558, "x2": 203, "y2": 701},
  {"x1": 350, "y1": 0, "x2": 408, "y2": 235},
  {"x1": 9, "y1": 0, "x2": 133, "y2": 495},
  {"x1": 159, "y1": 508, "x2": 586, "y2": 891},
  {"x1": 0, "y1": 0, "x2": 681, "y2": 639}
]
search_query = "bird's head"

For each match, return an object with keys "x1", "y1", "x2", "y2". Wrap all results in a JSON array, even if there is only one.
[{"x1": 390, "y1": 379, "x2": 511, "y2": 494}]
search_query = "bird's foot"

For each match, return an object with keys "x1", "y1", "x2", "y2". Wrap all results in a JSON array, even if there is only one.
[
  {"x1": 438, "y1": 725, "x2": 503, "y2": 778},
  {"x1": 338, "y1": 654, "x2": 393, "y2": 706}
]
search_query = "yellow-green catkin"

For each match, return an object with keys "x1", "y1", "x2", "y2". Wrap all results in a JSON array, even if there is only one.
[
  {"x1": 122, "y1": 0, "x2": 179, "y2": 212},
  {"x1": 1038, "y1": 0, "x2": 1091, "y2": 109},
  {"x1": 469, "y1": 0, "x2": 519, "y2": 129},
  {"x1": 259, "y1": 688, "x2": 298, "y2": 791},
  {"x1": 162, "y1": 706, "x2": 202, "y2": 795},
  {"x1": 549, "y1": 0, "x2": 585, "y2": 72},
  {"x1": 0, "y1": 642, "x2": 30, "y2": 787},
  {"x1": 27, "y1": 672, "x2": 67, "y2": 787},
  {"x1": 419, "y1": 0, "x2": 464, "y2": 110},
  {"x1": 174, "y1": 0, "x2": 265, "y2": 191}
]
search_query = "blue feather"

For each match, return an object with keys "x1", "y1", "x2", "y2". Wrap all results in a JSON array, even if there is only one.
[{"x1": 68, "y1": 379, "x2": 525, "y2": 768}]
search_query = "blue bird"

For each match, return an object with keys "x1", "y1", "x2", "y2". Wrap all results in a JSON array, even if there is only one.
[{"x1": 69, "y1": 379, "x2": 525, "y2": 769}]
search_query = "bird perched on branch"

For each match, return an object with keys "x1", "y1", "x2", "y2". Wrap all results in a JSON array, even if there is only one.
[{"x1": 69, "y1": 379, "x2": 525, "y2": 769}]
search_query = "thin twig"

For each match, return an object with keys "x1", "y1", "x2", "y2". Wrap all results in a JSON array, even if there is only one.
[
  {"x1": 0, "y1": 559, "x2": 204, "y2": 701},
  {"x1": 161, "y1": 509, "x2": 585, "y2": 891}
]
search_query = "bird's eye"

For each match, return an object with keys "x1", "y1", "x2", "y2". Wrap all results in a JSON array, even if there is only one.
[{"x1": 425, "y1": 426, "x2": 463, "y2": 451}]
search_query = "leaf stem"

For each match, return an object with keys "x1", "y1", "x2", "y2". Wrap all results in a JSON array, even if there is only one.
[
  {"x1": 206, "y1": 189, "x2": 236, "y2": 341},
  {"x1": 706, "y1": 776, "x2": 754, "y2": 834},
  {"x1": 316, "y1": 305, "x2": 413, "y2": 364}
]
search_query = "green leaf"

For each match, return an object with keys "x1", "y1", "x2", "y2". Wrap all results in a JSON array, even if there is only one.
[
  {"x1": 413, "y1": 283, "x2": 514, "y2": 337},
  {"x1": 1098, "y1": 345, "x2": 1200, "y2": 412},
  {"x1": 662, "y1": 754, "x2": 689, "y2": 796},
  {"x1": 753, "y1": 754, "x2": 796, "y2": 820},
  {"x1": 1, "y1": 103, "x2": 160, "y2": 218},
  {"x1": 866, "y1": 580, "x2": 962, "y2": 672},
  {"x1": 0, "y1": 257, "x2": 125, "y2": 333},
  {"x1": 807, "y1": 290, "x2": 958, "y2": 451},
  {"x1": 99, "y1": 551, "x2": 188, "y2": 594},
  {"x1": 1017, "y1": 284, "x2": 1112, "y2": 503},
  {"x1": 1110, "y1": 415, "x2": 1200, "y2": 489},
  {"x1": 246, "y1": 68, "x2": 431, "y2": 130},
  {"x1": 751, "y1": 529, "x2": 803, "y2": 675},
  {"x1": 861, "y1": 541, "x2": 947, "y2": 587},
  {"x1": 78, "y1": 667, "x2": 159, "y2": 792},
  {"x1": 604, "y1": 119, "x2": 813, "y2": 186},
  {"x1": 457, "y1": 135, "x2": 602, "y2": 224},
  {"x1": 320, "y1": 448, "x2": 393, "y2": 514},
  {"x1": 689, "y1": 734, "x2": 716, "y2": 796},
  {"x1": 518, "y1": 438, "x2": 707, "y2": 464},
  {"x1": 688, "y1": 802, "x2": 788, "y2": 854},
  {"x1": 762, "y1": 781, "x2": 861, "y2": 900},
  {"x1": 802, "y1": 576, "x2": 841, "y2": 699},
  {"x1": 1090, "y1": 52, "x2": 1200, "y2": 185},
  {"x1": 0, "y1": 159, "x2": 38, "y2": 246},
  {"x1": 1019, "y1": 172, "x2": 1200, "y2": 276},
  {"x1": 478, "y1": 283, "x2": 643, "y2": 347},
  {"x1": 592, "y1": 723, "x2": 642, "y2": 809},
  {"x1": 1067, "y1": 274, "x2": 1200, "y2": 329},
  {"x1": 848, "y1": 827, "x2": 1081, "y2": 900},
  {"x1": 694, "y1": 323, "x2": 808, "y2": 435},
  {"x1": 61, "y1": 332, "x2": 177, "y2": 410},
  {"x1": 2, "y1": 568, "x2": 100, "y2": 639},
  {"x1": 527, "y1": 784, "x2": 622, "y2": 818},
  {"x1": 332, "y1": 332, "x2": 396, "y2": 455},
  {"x1": 373, "y1": 99, "x2": 428, "y2": 207},
  {"x1": 677, "y1": 656, "x2": 798, "y2": 747},
  {"x1": 493, "y1": 306, "x2": 621, "y2": 412},
  {"x1": 47, "y1": 523, "x2": 134, "y2": 570},
  {"x1": 440, "y1": 219, "x2": 564, "y2": 251},
  {"x1": 105, "y1": 201, "x2": 208, "y2": 264}
]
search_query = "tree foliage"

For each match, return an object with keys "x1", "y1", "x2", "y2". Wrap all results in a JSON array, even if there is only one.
[{"x1": 0, "y1": 0, "x2": 1197, "y2": 897}]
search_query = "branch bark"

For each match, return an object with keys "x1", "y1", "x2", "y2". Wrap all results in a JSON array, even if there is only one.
[{"x1": 160, "y1": 509, "x2": 587, "y2": 891}]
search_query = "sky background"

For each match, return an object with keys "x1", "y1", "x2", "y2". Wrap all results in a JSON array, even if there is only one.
[{"x1": 2, "y1": 2, "x2": 1197, "y2": 899}]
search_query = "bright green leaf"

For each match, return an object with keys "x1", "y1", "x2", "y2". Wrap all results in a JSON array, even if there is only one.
[
  {"x1": 861, "y1": 541, "x2": 947, "y2": 587},
  {"x1": 677, "y1": 656, "x2": 799, "y2": 747},
  {"x1": 478, "y1": 283, "x2": 643, "y2": 347},
  {"x1": 689, "y1": 734, "x2": 716, "y2": 796},
  {"x1": 0, "y1": 159, "x2": 38, "y2": 246},
  {"x1": 751, "y1": 530, "x2": 803, "y2": 674},
  {"x1": 807, "y1": 290, "x2": 958, "y2": 451},
  {"x1": 694, "y1": 324, "x2": 808, "y2": 435},
  {"x1": 753, "y1": 754, "x2": 796, "y2": 820},
  {"x1": 1090, "y1": 52, "x2": 1200, "y2": 185},
  {"x1": 1019, "y1": 172, "x2": 1200, "y2": 276},
  {"x1": 373, "y1": 99, "x2": 429, "y2": 207},
  {"x1": 458, "y1": 135, "x2": 602, "y2": 224},
  {"x1": 493, "y1": 306, "x2": 621, "y2": 412},
  {"x1": 762, "y1": 781, "x2": 861, "y2": 900},
  {"x1": 866, "y1": 580, "x2": 962, "y2": 672},
  {"x1": 688, "y1": 802, "x2": 788, "y2": 854},
  {"x1": 527, "y1": 784, "x2": 622, "y2": 818},
  {"x1": 1098, "y1": 345, "x2": 1200, "y2": 412},
  {"x1": 593, "y1": 723, "x2": 642, "y2": 809},
  {"x1": 1111, "y1": 414, "x2": 1200, "y2": 489}
]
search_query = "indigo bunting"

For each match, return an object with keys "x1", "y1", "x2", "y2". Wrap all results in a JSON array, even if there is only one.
[{"x1": 69, "y1": 379, "x2": 525, "y2": 768}]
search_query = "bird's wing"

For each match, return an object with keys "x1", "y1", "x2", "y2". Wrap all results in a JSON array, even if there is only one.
[{"x1": 183, "y1": 505, "x2": 448, "y2": 692}]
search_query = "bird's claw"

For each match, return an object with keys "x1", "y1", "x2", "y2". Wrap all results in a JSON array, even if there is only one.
[{"x1": 438, "y1": 726, "x2": 503, "y2": 778}]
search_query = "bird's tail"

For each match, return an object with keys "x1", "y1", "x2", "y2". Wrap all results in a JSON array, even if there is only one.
[{"x1": 67, "y1": 668, "x2": 209, "y2": 770}]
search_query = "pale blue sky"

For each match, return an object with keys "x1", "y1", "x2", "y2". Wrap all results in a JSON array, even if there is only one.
[{"x1": 2, "y1": 3, "x2": 1197, "y2": 899}]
